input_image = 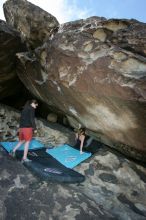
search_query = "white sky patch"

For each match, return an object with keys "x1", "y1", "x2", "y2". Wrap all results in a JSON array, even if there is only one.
[
  {"x1": 30, "y1": 0, "x2": 92, "y2": 23},
  {"x1": 0, "y1": 0, "x2": 5, "y2": 20},
  {"x1": 0, "y1": 0, "x2": 93, "y2": 23}
]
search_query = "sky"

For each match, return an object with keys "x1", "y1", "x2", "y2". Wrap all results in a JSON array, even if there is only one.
[{"x1": 0, "y1": 0, "x2": 146, "y2": 24}]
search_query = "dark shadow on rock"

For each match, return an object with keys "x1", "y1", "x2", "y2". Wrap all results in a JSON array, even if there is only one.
[{"x1": 118, "y1": 194, "x2": 146, "y2": 217}]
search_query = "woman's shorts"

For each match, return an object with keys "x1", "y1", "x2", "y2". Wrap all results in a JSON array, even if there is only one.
[{"x1": 19, "y1": 128, "x2": 33, "y2": 141}]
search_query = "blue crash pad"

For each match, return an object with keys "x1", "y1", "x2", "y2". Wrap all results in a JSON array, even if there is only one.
[
  {"x1": 0, "y1": 139, "x2": 44, "y2": 153},
  {"x1": 46, "y1": 144, "x2": 92, "y2": 168}
]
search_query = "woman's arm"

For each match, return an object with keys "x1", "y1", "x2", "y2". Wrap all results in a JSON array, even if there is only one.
[{"x1": 75, "y1": 133, "x2": 78, "y2": 140}]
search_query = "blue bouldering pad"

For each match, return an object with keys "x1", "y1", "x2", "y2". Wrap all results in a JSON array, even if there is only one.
[
  {"x1": 46, "y1": 144, "x2": 92, "y2": 168},
  {"x1": 0, "y1": 141, "x2": 85, "y2": 183},
  {"x1": 0, "y1": 139, "x2": 44, "y2": 153}
]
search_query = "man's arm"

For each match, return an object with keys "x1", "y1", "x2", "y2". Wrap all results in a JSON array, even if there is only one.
[{"x1": 30, "y1": 108, "x2": 36, "y2": 130}]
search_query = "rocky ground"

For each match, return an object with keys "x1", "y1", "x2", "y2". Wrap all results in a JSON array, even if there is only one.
[
  {"x1": 0, "y1": 147, "x2": 115, "y2": 220},
  {"x1": 73, "y1": 146, "x2": 146, "y2": 220},
  {"x1": 0, "y1": 142, "x2": 146, "y2": 220}
]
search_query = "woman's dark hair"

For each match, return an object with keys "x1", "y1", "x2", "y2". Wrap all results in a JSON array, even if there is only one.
[
  {"x1": 24, "y1": 99, "x2": 38, "y2": 108},
  {"x1": 78, "y1": 127, "x2": 86, "y2": 135}
]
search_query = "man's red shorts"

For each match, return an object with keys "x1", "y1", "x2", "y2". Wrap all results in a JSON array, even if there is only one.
[{"x1": 19, "y1": 128, "x2": 33, "y2": 141}]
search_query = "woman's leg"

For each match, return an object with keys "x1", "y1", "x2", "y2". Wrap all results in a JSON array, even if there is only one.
[
  {"x1": 80, "y1": 145, "x2": 83, "y2": 154},
  {"x1": 80, "y1": 136, "x2": 85, "y2": 154}
]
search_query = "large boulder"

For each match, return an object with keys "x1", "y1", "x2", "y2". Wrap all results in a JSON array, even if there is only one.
[
  {"x1": 15, "y1": 17, "x2": 146, "y2": 161},
  {"x1": 3, "y1": 0, "x2": 59, "y2": 49},
  {"x1": 3, "y1": 0, "x2": 146, "y2": 161},
  {"x1": 0, "y1": 20, "x2": 25, "y2": 100}
]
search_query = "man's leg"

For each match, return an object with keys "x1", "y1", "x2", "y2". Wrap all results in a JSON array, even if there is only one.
[
  {"x1": 22, "y1": 141, "x2": 30, "y2": 160},
  {"x1": 22, "y1": 128, "x2": 32, "y2": 161},
  {"x1": 13, "y1": 140, "x2": 25, "y2": 152},
  {"x1": 9, "y1": 140, "x2": 25, "y2": 157},
  {"x1": 12, "y1": 128, "x2": 25, "y2": 153}
]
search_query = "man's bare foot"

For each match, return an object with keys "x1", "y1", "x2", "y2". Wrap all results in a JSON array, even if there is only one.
[{"x1": 80, "y1": 151, "x2": 83, "y2": 154}]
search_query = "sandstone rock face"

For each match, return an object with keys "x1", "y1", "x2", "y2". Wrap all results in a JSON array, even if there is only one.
[
  {"x1": 0, "y1": 20, "x2": 25, "y2": 99},
  {"x1": 15, "y1": 17, "x2": 146, "y2": 161},
  {"x1": 47, "y1": 113, "x2": 58, "y2": 123},
  {"x1": 3, "y1": 0, "x2": 59, "y2": 49},
  {"x1": 3, "y1": 0, "x2": 146, "y2": 161}
]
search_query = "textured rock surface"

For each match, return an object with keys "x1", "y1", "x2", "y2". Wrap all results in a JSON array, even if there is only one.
[
  {"x1": 3, "y1": 0, "x2": 59, "y2": 49},
  {"x1": 0, "y1": 20, "x2": 25, "y2": 99},
  {"x1": 0, "y1": 134, "x2": 146, "y2": 219},
  {"x1": 73, "y1": 147, "x2": 146, "y2": 220},
  {"x1": 0, "y1": 148, "x2": 117, "y2": 220},
  {"x1": 15, "y1": 16, "x2": 146, "y2": 161}
]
